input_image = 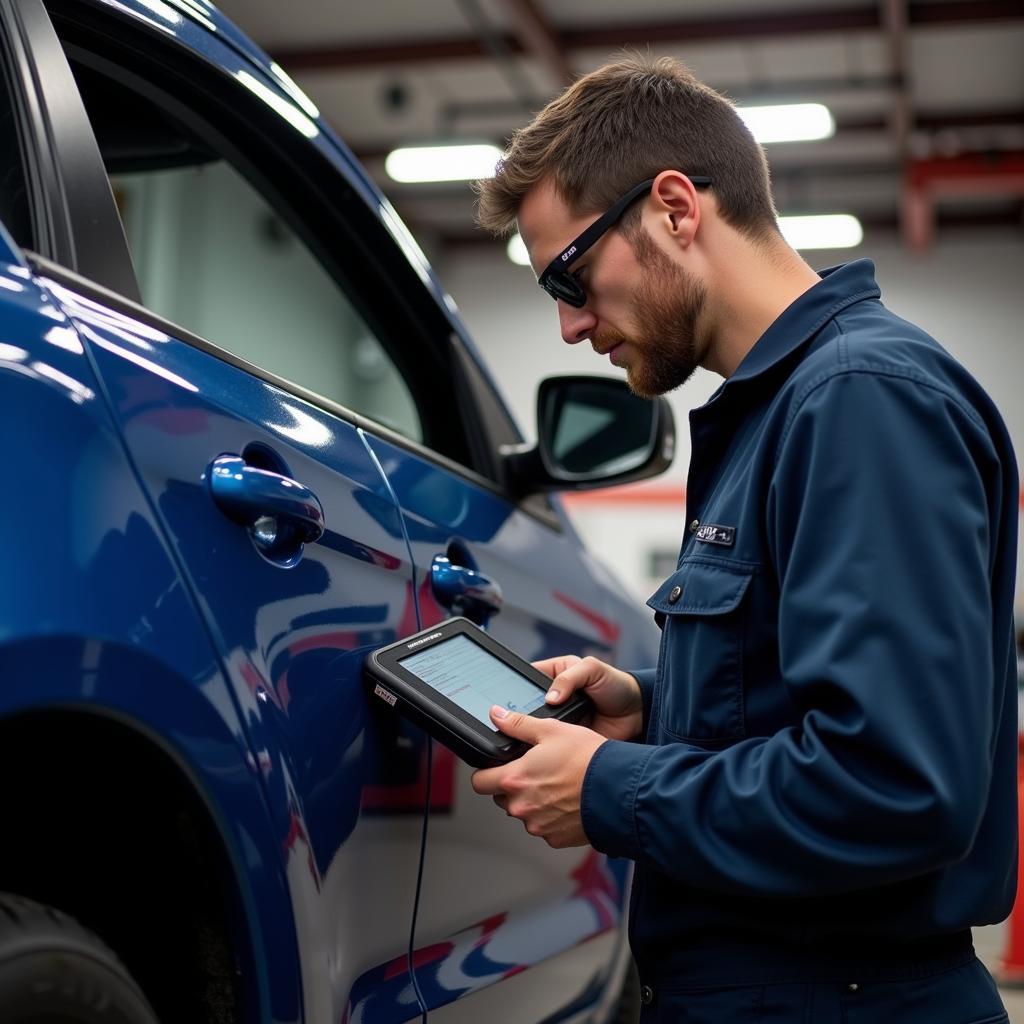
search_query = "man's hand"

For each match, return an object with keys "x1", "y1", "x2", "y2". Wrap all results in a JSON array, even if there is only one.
[
  {"x1": 471, "y1": 707, "x2": 607, "y2": 848},
  {"x1": 534, "y1": 655, "x2": 644, "y2": 742}
]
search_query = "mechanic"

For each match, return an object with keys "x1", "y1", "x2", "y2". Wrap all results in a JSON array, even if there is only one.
[{"x1": 470, "y1": 55, "x2": 1019, "y2": 1022}]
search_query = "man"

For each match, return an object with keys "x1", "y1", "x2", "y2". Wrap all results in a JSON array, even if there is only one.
[{"x1": 471, "y1": 55, "x2": 1019, "y2": 1021}]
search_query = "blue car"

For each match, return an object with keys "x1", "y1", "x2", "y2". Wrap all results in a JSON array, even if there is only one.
[{"x1": 0, "y1": 2, "x2": 674, "y2": 1021}]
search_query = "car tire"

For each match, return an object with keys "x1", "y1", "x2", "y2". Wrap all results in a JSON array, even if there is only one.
[{"x1": 0, "y1": 893, "x2": 160, "y2": 1023}]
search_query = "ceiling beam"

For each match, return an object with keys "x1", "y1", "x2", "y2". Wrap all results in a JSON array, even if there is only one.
[
  {"x1": 903, "y1": 150, "x2": 1024, "y2": 249},
  {"x1": 881, "y1": 0, "x2": 912, "y2": 161},
  {"x1": 503, "y1": 0, "x2": 574, "y2": 88},
  {"x1": 272, "y1": 1, "x2": 1024, "y2": 73}
]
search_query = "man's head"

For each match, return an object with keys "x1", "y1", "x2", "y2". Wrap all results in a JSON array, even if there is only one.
[{"x1": 476, "y1": 54, "x2": 784, "y2": 396}]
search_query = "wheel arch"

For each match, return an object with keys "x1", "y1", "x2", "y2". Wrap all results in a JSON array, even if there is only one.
[{"x1": 0, "y1": 636, "x2": 301, "y2": 1023}]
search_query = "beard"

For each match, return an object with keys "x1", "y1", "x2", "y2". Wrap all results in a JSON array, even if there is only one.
[{"x1": 593, "y1": 228, "x2": 708, "y2": 399}]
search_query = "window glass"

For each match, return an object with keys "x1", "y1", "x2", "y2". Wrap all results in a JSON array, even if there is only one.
[
  {"x1": 67, "y1": 57, "x2": 421, "y2": 442},
  {"x1": 112, "y1": 161, "x2": 421, "y2": 441},
  {"x1": 0, "y1": 49, "x2": 32, "y2": 250}
]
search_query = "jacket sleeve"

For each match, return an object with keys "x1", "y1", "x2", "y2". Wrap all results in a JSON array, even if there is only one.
[{"x1": 582, "y1": 369, "x2": 1005, "y2": 896}]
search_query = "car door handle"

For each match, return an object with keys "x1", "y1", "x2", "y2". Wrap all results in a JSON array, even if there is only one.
[
  {"x1": 431, "y1": 555, "x2": 503, "y2": 626},
  {"x1": 207, "y1": 454, "x2": 325, "y2": 546}
]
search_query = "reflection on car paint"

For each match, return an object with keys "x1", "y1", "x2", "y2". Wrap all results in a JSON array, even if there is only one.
[
  {"x1": 553, "y1": 589, "x2": 623, "y2": 645},
  {"x1": 233, "y1": 70, "x2": 319, "y2": 140},
  {"x1": 79, "y1": 327, "x2": 199, "y2": 392},
  {"x1": 343, "y1": 850, "x2": 625, "y2": 1022},
  {"x1": 43, "y1": 324, "x2": 84, "y2": 353}
]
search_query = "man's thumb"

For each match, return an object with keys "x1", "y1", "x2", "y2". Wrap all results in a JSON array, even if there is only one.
[{"x1": 490, "y1": 705, "x2": 542, "y2": 744}]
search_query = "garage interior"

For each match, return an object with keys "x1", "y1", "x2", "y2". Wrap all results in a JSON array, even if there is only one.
[{"x1": 210, "y1": 0, "x2": 1024, "y2": 1010}]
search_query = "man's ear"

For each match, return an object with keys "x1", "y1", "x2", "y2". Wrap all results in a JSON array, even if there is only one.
[{"x1": 648, "y1": 170, "x2": 701, "y2": 249}]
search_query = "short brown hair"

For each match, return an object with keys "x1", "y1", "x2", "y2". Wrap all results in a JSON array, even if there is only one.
[{"x1": 476, "y1": 53, "x2": 778, "y2": 242}]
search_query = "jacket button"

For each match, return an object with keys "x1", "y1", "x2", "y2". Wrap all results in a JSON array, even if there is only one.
[
  {"x1": 689, "y1": 518, "x2": 700, "y2": 533},
  {"x1": 668, "y1": 585, "x2": 682, "y2": 604},
  {"x1": 640, "y1": 984, "x2": 654, "y2": 1005}
]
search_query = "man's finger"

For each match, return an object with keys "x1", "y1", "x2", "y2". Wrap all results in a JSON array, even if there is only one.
[
  {"x1": 532, "y1": 655, "x2": 581, "y2": 679},
  {"x1": 545, "y1": 659, "x2": 592, "y2": 703},
  {"x1": 471, "y1": 765, "x2": 506, "y2": 796},
  {"x1": 490, "y1": 705, "x2": 546, "y2": 744}
]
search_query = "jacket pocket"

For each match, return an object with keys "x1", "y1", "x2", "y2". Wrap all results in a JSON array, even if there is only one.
[{"x1": 647, "y1": 558, "x2": 756, "y2": 743}]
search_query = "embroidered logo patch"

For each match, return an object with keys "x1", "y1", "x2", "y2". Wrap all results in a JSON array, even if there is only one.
[{"x1": 695, "y1": 523, "x2": 735, "y2": 547}]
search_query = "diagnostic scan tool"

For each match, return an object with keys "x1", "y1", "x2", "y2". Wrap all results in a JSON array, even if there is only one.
[{"x1": 365, "y1": 617, "x2": 592, "y2": 768}]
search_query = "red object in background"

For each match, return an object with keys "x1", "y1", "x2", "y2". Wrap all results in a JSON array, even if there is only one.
[{"x1": 997, "y1": 744, "x2": 1024, "y2": 986}]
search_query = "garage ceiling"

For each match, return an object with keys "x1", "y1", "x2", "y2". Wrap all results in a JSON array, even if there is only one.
[{"x1": 215, "y1": 0, "x2": 1024, "y2": 254}]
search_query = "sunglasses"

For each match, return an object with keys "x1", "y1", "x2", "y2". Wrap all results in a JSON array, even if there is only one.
[{"x1": 536, "y1": 175, "x2": 713, "y2": 308}]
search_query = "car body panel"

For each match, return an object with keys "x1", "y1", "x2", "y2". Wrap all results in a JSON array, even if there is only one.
[
  {"x1": 362, "y1": 434, "x2": 638, "y2": 1019},
  {"x1": 42, "y1": 273, "x2": 437, "y2": 1023},
  {"x1": 0, "y1": 259, "x2": 301, "y2": 1020}
]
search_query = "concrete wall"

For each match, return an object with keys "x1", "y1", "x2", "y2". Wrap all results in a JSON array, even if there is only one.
[{"x1": 437, "y1": 231, "x2": 1024, "y2": 610}]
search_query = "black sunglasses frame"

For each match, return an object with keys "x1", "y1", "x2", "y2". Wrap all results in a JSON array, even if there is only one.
[{"x1": 536, "y1": 174, "x2": 713, "y2": 308}]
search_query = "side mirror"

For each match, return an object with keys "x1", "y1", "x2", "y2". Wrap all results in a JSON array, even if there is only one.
[{"x1": 501, "y1": 375, "x2": 675, "y2": 496}]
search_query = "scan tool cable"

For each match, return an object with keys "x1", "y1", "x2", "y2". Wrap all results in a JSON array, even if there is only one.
[
  {"x1": 409, "y1": 738, "x2": 432, "y2": 1024},
  {"x1": 359, "y1": 428, "x2": 430, "y2": 1023}
]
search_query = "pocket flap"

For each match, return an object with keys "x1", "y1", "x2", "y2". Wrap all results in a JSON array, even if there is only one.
[{"x1": 647, "y1": 560, "x2": 754, "y2": 616}]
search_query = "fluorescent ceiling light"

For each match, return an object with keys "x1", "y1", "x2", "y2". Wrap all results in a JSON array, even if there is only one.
[
  {"x1": 386, "y1": 144, "x2": 503, "y2": 183},
  {"x1": 778, "y1": 214, "x2": 863, "y2": 249},
  {"x1": 507, "y1": 233, "x2": 531, "y2": 266},
  {"x1": 737, "y1": 103, "x2": 835, "y2": 144}
]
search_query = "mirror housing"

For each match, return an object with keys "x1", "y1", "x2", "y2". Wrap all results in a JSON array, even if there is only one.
[{"x1": 501, "y1": 375, "x2": 675, "y2": 497}]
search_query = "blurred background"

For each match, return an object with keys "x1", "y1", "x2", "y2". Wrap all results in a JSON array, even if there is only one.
[{"x1": 211, "y1": 0, "x2": 1023, "y2": 1005}]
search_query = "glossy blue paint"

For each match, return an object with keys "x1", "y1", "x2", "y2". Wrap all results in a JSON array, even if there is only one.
[
  {"x1": 429, "y1": 555, "x2": 503, "y2": 627},
  {"x1": 45, "y1": 276, "x2": 433, "y2": 1022},
  {"x1": 207, "y1": 453, "x2": 326, "y2": 565},
  {"x1": 0, "y1": 261, "x2": 303, "y2": 1021}
]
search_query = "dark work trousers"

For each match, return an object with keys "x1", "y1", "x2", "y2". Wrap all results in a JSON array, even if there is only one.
[{"x1": 638, "y1": 957, "x2": 1008, "y2": 1023}]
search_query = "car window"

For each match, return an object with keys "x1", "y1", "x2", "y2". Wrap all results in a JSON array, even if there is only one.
[
  {"x1": 66, "y1": 56, "x2": 422, "y2": 444},
  {"x1": 0, "y1": 33, "x2": 33, "y2": 250},
  {"x1": 112, "y1": 160, "x2": 421, "y2": 442}
]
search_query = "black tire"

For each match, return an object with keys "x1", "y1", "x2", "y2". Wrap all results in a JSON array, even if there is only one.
[{"x1": 0, "y1": 893, "x2": 159, "y2": 1023}]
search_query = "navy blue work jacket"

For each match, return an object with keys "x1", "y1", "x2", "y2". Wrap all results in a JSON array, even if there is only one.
[{"x1": 582, "y1": 260, "x2": 1019, "y2": 984}]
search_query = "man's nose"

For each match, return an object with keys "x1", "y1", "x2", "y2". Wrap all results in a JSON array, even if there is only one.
[{"x1": 558, "y1": 301, "x2": 596, "y2": 345}]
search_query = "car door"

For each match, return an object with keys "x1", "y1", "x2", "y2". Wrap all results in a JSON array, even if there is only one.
[
  {"x1": 23, "y1": 3, "x2": 468, "y2": 1020},
  {"x1": 365, "y1": 416, "x2": 647, "y2": 1023}
]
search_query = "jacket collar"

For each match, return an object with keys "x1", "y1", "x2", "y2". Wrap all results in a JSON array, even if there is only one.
[{"x1": 723, "y1": 259, "x2": 881, "y2": 387}]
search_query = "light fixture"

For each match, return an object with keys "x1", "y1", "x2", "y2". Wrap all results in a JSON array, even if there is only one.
[
  {"x1": 737, "y1": 103, "x2": 835, "y2": 144},
  {"x1": 506, "y1": 233, "x2": 531, "y2": 266},
  {"x1": 385, "y1": 143, "x2": 503, "y2": 183},
  {"x1": 778, "y1": 214, "x2": 863, "y2": 249}
]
